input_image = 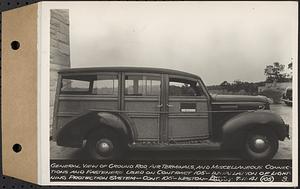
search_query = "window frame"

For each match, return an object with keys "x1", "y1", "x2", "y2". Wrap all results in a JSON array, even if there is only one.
[
  {"x1": 124, "y1": 73, "x2": 162, "y2": 97},
  {"x1": 92, "y1": 74, "x2": 119, "y2": 96},
  {"x1": 59, "y1": 72, "x2": 119, "y2": 96},
  {"x1": 168, "y1": 75, "x2": 208, "y2": 99}
]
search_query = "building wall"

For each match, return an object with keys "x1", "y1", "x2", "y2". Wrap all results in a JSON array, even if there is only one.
[{"x1": 50, "y1": 10, "x2": 70, "y2": 138}]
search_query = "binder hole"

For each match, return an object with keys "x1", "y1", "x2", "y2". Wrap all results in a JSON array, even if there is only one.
[
  {"x1": 11, "y1": 41, "x2": 20, "y2": 50},
  {"x1": 12, "y1": 144, "x2": 22, "y2": 153}
]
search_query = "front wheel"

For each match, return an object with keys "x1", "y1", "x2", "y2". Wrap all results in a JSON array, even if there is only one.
[
  {"x1": 86, "y1": 128, "x2": 125, "y2": 159},
  {"x1": 242, "y1": 130, "x2": 278, "y2": 160}
]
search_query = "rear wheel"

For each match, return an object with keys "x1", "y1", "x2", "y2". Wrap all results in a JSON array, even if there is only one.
[
  {"x1": 242, "y1": 130, "x2": 278, "y2": 160},
  {"x1": 86, "y1": 128, "x2": 125, "y2": 159}
]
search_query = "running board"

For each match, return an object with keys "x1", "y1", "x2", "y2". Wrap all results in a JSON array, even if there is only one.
[{"x1": 129, "y1": 142, "x2": 221, "y2": 151}]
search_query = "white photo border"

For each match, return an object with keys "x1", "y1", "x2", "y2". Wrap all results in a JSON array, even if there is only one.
[{"x1": 38, "y1": 1, "x2": 298, "y2": 186}]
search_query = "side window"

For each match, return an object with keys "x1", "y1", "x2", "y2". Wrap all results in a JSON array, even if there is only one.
[
  {"x1": 60, "y1": 74, "x2": 119, "y2": 95},
  {"x1": 92, "y1": 75, "x2": 118, "y2": 95},
  {"x1": 61, "y1": 76, "x2": 92, "y2": 94},
  {"x1": 169, "y1": 78, "x2": 203, "y2": 96},
  {"x1": 125, "y1": 75, "x2": 161, "y2": 96}
]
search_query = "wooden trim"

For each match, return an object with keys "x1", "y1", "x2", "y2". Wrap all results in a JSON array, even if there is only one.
[
  {"x1": 56, "y1": 112, "x2": 80, "y2": 117},
  {"x1": 127, "y1": 114, "x2": 160, "y2": 118},
  {"x1": 118, "y1": 72, "x2": 122, "y2": 110},
  {"x1": 169, "y1": 98, "x2": 208, "y2": 101},
  {"x1": 59, "y1": 96, "x2": 118, "y2": 101},
  {"x1": 130, "y1": 142, "x2": 221, "y2": 150},
  {"x1": 124, "y1": 97, "x2": 159, "y2": 101},
  {"x1": 168, "y1": 115, "x2": 208, "y2": 118},
  {"x1": 161, "y1": 74, "x2": 168, "y2": 143}
]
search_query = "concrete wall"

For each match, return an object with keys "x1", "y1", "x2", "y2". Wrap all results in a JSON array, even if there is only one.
[{"x1": 50, "y1": 10, "x2": 70, "y2": 138}]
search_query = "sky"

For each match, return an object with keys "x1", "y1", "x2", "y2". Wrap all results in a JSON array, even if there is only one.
[{"x1": 66, "y1": 2, "x2": 297, "y2": 85}]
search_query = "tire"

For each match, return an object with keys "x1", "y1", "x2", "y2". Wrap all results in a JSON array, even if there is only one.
[
  {"x1": 86, "y1": 128, "x2": 125, "y2": 160},
  {"x1": 241, "y1": 129, "x2": 278, "y2": 160}
]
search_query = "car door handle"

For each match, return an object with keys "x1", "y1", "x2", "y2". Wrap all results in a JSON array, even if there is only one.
[
  {"x1": 156, "y1": 104, "x2": 163, "y2": 108},
  {"x1": 167, "y1": 104, "x2": 174, "y2": 107}
]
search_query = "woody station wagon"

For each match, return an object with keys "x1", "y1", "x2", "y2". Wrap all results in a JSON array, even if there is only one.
[{"x1": 54, "y1": 67, "x2": 289, "y2": 160}]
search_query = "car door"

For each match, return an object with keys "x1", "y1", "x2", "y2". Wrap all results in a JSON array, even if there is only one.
[
  {"x1": 123, "y1": 73, "x2": 162, "y2": 143},
  {"x1": 167, "y1": 75, "x2": 210, "y2": 143}
]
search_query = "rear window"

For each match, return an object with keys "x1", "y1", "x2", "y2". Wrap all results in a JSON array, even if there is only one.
[
  {"x1": 61, "y1": 78, "x2": 91, "y2": 94},
  {"x1": 60, "y1": 74, "x2": 118, "y2": 95}
]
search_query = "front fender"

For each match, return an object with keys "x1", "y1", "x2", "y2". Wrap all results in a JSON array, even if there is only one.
[
  {"x1": 56, "y1": 111, "x2": 135, "y2": 148},
  {"x1": 221, "y1": 110, "x2": 287, "y2": 150}
]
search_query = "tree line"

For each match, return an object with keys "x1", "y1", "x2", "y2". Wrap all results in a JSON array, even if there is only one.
[
  {"x1": 207, "y1": 61, "x2": 292, "y2": 95},
  {"x1": 207, "y1": 80, "x2": 265, "y2": 95}
]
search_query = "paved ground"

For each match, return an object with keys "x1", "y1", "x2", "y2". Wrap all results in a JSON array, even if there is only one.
[
  {"x1": 272, "y1": 104, "x2": 293, "y2": 160},
  {"x1": 50, "y1": 104, "x2": 293, "y2": 160}
]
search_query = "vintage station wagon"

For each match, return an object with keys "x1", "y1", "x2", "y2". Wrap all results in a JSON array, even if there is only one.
[{"x1": 54, "y1": 67, "x2": 289, "y2": 160}]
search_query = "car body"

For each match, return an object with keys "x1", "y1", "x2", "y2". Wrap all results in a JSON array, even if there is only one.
[
  {"x1": 282, "y1": 87, "x2": 292, "y2": 106},
  {"x1": 54, "y1": 67, "x2": 289, "y2": 160}
]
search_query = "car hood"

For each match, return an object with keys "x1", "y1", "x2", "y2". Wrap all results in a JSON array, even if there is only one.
[{"x1": 211, "y1": 94, "x2": 269, "y2": 103}]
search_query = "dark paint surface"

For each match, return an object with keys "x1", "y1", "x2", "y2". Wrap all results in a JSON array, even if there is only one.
[{"x1": 212, "y1": 94, "x2": 269, "y2": 103}]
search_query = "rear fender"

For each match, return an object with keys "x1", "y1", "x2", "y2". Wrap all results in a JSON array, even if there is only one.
[
  {"x1": 56, "y1": 111, "x2": 135, "y2": 148},
  {"x1": 221, "y1": 110, "x2": 287, "y2": 150}
]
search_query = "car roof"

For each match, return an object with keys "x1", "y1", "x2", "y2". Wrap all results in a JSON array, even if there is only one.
[{"x1": 58, "y1": 67, "x2": 200, "y2": 79}]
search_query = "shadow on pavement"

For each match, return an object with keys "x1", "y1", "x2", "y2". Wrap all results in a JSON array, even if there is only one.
[{"x1": 51, "y1": 141, "x2": 241, "y2": 160}]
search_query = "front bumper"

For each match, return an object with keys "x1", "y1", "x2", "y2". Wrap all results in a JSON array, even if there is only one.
[
  {"x1": 281, "y1": 98, "x2": 292, "y2": 103},
  {"x1": 285, "y1": 124, "x2": 290, "y2": 139}
]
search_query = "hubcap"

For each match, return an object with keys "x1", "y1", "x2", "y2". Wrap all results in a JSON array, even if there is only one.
[
  {"x1": 248, "y1": 135, "x2": 269, "y2": 153},
  {"x1": 254, "y1": 138, "x2": 266, "y2": 150},
  {"x1": 96, "y1": 139, "x2": 113, "y2": 155}
]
